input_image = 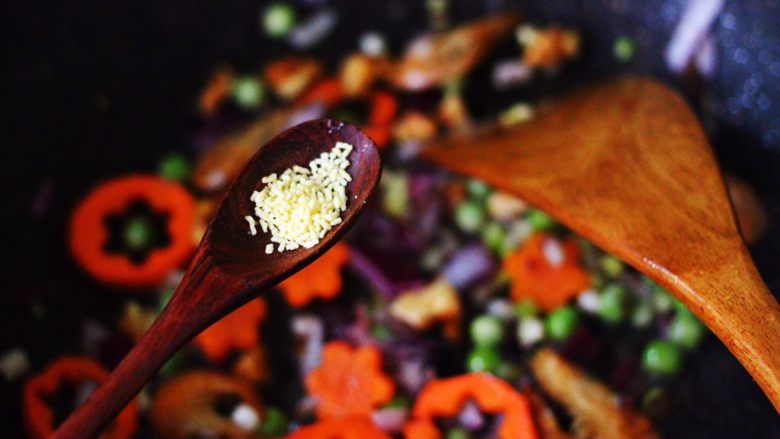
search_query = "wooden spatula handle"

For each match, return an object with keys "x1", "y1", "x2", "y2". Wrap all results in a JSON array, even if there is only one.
[{"x1": 665, "y1": 245, "x2": 780, "y2": 413}]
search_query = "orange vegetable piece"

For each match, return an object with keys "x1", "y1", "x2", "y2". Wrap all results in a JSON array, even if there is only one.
[
  {"x1": 278, "y1": 243, "x2": 350, "y2": 308},
  {"x1": 199, "y1": 68, "x2": 233, "y2": 116},
  {"x1": 195, "y1": 298, "x2": 267, "y2": 362},
  {"x1": 286, "y1": 415, "x2": 391, "y2": 439},
  {"x1": 69, "y1": 175, "x2": 195, "y2": 289},
  {"x1": 404, "y1": 373, "x2": 537, "y2": 439},
  {"x1": 22, "y1": 356, "x2": 139, "y2": 439},
  {"x1": 295, "y1": 78, "x2": 398, "y2": 148},
  {"x1": 503, "y1": 233, "x2": 591, "y2": 311},
  {"x1": 305, "y1": 341, "x2": 394, "y2": 419}
]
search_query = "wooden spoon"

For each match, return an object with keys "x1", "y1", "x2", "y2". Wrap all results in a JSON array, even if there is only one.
[
  {"x1": 423, "y1": 77, "x2": 780, "y2": 411},
  {"x1": 54, "y1": 118, "x2": 382, "y2": 438}
]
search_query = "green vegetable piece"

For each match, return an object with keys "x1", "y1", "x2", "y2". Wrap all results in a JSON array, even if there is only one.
[
  {"x1": 455, "y1": 200, "x2": 485, "y2": 233},
  {"x1": 447, "y1": 428, "x2": 471, "y2": 439},
  {"x1": 465, "y1": 178, "x2": 492, "y2": 201},
  {"x1": 630, "y1": 302, "x2": 654, "y2": 328},
  {"x1": 470, "y1": 315, "x2": 503, "y2": 347},
  {"x1": 526, "y1": 208, "x2": 556, "y2": 231},
  {"x1": 614, "y1": 36, "x2": 635, "y2": 62},
  {"x1": 124, "y1": 215, "x2": 155, "y2": 252},
  {"x1": 262, "y1": 2, "x2": 296, "y2": 38},
  {"x1": 598, "y1": 283, "x2": 629, "y2": 324},
  {"x1": 259, "y1": 406, "x2": 288, "y2": 436},
  {"x1": 467, "y1": 346, "x2": 501, "y2": 373},
  {"x1": 385, "y1": 395, "x2": 410, "y2": 409},
  {"x1": 651, "y1": 286, "x2": 674, "y2": 313},
  {"x1": 514, "y1": 298, "x2": 539, "y2": 318},
  {"x1": 381, "y1": 171, "x2": 409, "y2": 219},
  {"x1": 158, "y1": 153, "x2": 192, "y2": 182},
  {"x1": 642, "y1": 339, "x2": 681, "y2": 375},
  {"x1": 545, "y1": 306, "x2": 580, "y2": 341},
  {"x1": 371, "y1": 324, "x2": 394, "y2": 341},
  {"x1": 600, "y1": 254, "x2": 625, "y2": 278},
  {"x1": 481, "y1": 221, "x2": 507, "y2": 255},
  {"x1": 231, "y1": 77, "x2": 264, "y2": 109},
  {"x1": 668, "y1": 310, "x2": 705, "y2": 349}
]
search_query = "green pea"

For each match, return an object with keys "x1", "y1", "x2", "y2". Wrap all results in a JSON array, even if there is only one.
[
  {"x1": 467, "y1": 346, "x2": 501, "y2": 373},
  {"x1": 465, "y1": 178, "x2": 492, "y2": 201},
  {"x1": 259, "y1": 406, "x2": 288, "y2": 436},
  {"x1": 642, "y1": 340, "x2": 681, "y2": 375},
  {"x1": 455, "y1": 201, "x2": 485, "y2": 233},
  {"x1": 447, "y1": 428, "x2": 471, "y2": 439},
  {"x1": 513, "y1": 298, "x2": 539, "y2": 318},
  {"x1": 630, "y1": 302, "x2": 654, "y2": 328},
  {"x1": 600, "y1": 255, "x2": 625, "y2": 278},
  {"x1": 613, "y1": 36, "x2": 635, "y2": 62},
  {"x1": 526, "y1": 208, "x2": 556, "y2": 231},
  {"x1": 545, "y1": 306, "x2": 580, "y2": 341},
  {"x1": 470, "y1": 315, "x2": 503, "y2": 347},
  {"x1": 262, "y1": 2, "x2": 296, "y2": 38},
  {"x1": 124, "y1": 216, "x2": 155, "y2": 251},
  {"x1": 231, "y1": 77, "x2": 264, "y2": 109},
  {"x1": 668, "y1": 310, "x2": 705, "y2": 349},
  {"x1": 158, "y1": 153, "x2": 191, "y2": 182},
  {"x1": 598, "y1": 283, "x2": 629, "y2": 324}
]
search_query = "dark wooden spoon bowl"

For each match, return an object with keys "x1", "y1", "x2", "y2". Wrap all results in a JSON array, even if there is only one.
[{"x1": 53, "y1": 119, "x2": 381, "y2": 439}]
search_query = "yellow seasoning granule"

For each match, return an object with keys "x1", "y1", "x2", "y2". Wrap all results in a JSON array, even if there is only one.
[{"x1": 248, "y1": 141, "x2": 353, "y2": 253}]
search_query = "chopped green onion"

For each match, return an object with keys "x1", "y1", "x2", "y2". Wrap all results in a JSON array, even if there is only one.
[
  {"x1": 385, "y1": 395, "x2": 410, "y2": 409},
  {"x1": 381, "y1": 171, "x2": 409, "y2": 219},
  {"x1": 454, "y1": 200, "x2": 486, "y2": 233},
  {"x1": 124, "y1": 216, "x2": 155, "y2": 252},
  {"x1": 467, "y1": 346, "x2": 501, "y2": 373},
  {"x1": 470, "y1": 315, "x2": 504, "y2": 347},
  {"x1": 630, "y1": 302, "x2": 654, "y2": 328},
  {"x1": 642, "y1": 340, "x2": 681, "y2": 375},
  {"x1": 598, "y1": 283, "x2": 630, "y2": 324},
  {"x1": 231, "y1": 77, "x2": 264, "y2": 109},
  {"x1": 545, "y1": 306, "x2": 580, "y2": 342},
  {"x1": 262, "y1": 3, "x2": 296, "y2": 38},
  {"x1": 516, "y1": 316, "x2": 544, "y2": 347},
  {"x1": 526, "y1": 208, "x2": 556, "y2": 231},
  {"x1": 651, "y1": 286, "x2": 674, "y2": 313},
  {"x1": 668, "y1": 310, "x2": 705, "y2": 349},
  {"x1": 259, "y1": 406, "x2": 288, "y2": 436},
  {"x1": 613, "y1": 36, "x2": 635, "y2": 62},
  {"x1": 158, "y1": 153, "x2": 191, "y2": 182},
  {"x1": 600, "y1": 254, "x2": 625, "y2": 278}
]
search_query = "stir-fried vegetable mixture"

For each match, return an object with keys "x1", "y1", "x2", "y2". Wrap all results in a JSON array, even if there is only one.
[{"x1": 17, "y1": 3, "x2": 771, "y2": 439}]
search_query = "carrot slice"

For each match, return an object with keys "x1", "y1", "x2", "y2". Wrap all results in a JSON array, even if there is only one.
[
  {"x1": 305, "y1": 341, "x2": 394, "y2": 419},
  {"x1": 69, "y1": 175, "x2": 195, "y2": 289},
  {"x1": 278, "y1": 243, "x2": 350, "y2": 307},
  {"x1": 503, "y1": 233, "x2": 591, "y2": 311},
  {"x1": 194, "y1": 298, "x2": 267, "y2": 361},
  {"x1": 405, "y1": 373, "x2": 538, "y2": 439},
  {"x1": 22, "y1": 356, "x2": 139, "y2": 439},
  {"x1": 286, "y1": 415, "x2": 391, "y2": 439}
]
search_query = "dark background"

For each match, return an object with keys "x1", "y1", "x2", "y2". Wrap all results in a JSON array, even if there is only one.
[{"x1": 1, "y1": 0, "x2": 779, "y2": 437}]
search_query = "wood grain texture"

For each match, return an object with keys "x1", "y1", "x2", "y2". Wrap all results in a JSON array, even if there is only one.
[
  {"x1": 53, "y1": 119, "x2": 382, "y2": 439},
  {"x1": 423, "y1": 77, "x2": 780, "y2": 412}
]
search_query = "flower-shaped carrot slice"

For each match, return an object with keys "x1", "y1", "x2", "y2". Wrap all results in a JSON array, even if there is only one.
[
  {"x1": 404, "y1": 373, "x2": 537, "y2": 439},
  {"x1": 69, "y1": 175, "x2": 195, "y2": 289},
  {"x1": 503, "y1": 233, "x2": 591, "y2": 311},
  {"x1": 286, "y1": 415, "x2": 391, "y2": 439},
  {"x1": 23, "y1": 356, "x2": 139, "y2": 439},
  {"x1": 306, "y1": 341, "x2": 394, "y2": 418},
  {"x1": 278, "y1": 243, "x2": 350, "y2": 308},
  {"x1": 194, "y1": 298, "x2": 267, "y2": 362}
]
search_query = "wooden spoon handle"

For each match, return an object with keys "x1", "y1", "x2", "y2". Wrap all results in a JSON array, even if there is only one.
[{"x1": 52, "y1": 258, "x2": 228, "y2": 439}]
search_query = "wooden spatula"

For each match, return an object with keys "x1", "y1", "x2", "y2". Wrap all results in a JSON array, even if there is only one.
[{"x1": 423, "y1": 77, "x2": 780, "y2": 411}]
